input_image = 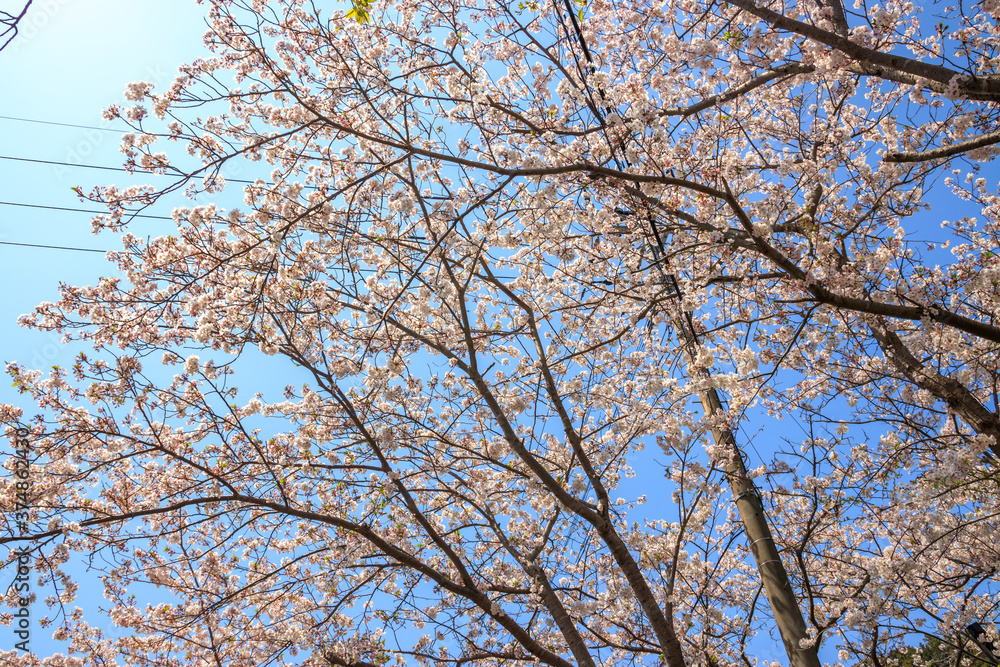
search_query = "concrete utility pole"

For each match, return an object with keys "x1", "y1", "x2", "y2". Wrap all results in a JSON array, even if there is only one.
[
  {"x1": 664, "y1": 277, "x2": 821, "y2": 667},
  {"x1": 554, "y1": 1, "x2": 819, "y2": 656}
]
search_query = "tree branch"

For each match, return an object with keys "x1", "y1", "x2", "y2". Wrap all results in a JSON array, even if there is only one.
[
  {"x1": 727, "y1": 0, "x2": 1000, "y2": 100},
  {"x1": 883, "y1": 128, "x2": 1000, "y2": 162}
]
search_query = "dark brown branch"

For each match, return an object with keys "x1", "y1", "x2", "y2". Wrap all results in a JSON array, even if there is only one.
[
  {"x1": 727, "y1": 0, "x2": 1000, "y2": 101},
  {"x1": 883, "y1": 128, "x2": 1000, "y2": 162},
  {"x1": 660, "y1": 62, "x2": 815, "y2": 117},
  {"x1": 716, "y1": 180, "x2": 1000, "y2": 344},
  {"x1": 869, "y1": 322, "x2": 1000, "y2": 459},
  {"x1": 822, "y1": 0, "x2": 850, "y2": 37}
]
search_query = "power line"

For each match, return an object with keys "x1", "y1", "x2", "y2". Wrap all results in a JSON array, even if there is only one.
[
  {"x1": 1, "y1": 154, "x2": 154, "y2": 174},
  {"x1": 0, "y1": 154, "x2": 260, "y2": 186},
  {"x1": 0, "y1": 114, "x2": 125, "y2": 133},
  {"x1": 0, "y1": 241, "x2": 106, "y2": 253},
  {"x1": 0, "y1": 115, "x2": 320, "y2": 190},
  {"x1": 0, "y1": 240, "x2": 502, "y2": 279},
  {"x1": 0, "y1": 200, "x2": 173, "y2": 220}
]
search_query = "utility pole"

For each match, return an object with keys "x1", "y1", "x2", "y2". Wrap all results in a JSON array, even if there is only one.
[
  {"x1": 658, "y1": 273, "x2": 821, "y2": 667},
  {"x1": 551, "y1": 1, "x2": 820, "y2": 659}
]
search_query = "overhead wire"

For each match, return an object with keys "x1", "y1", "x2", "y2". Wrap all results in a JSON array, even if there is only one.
[
  {"x1": 0, "y1": 117, "x2": 176, "y2": 250},
  {"x1": 0, "y1": 238, "x2": 510, "y2": 278},
  {"x1": 0, "y1": 240, "x2": 106, "y2": 253},
  {"x1": 0, "y1": 114, "x2": 318, "y2": 189},
  {"x1": 0, "y1": 200, "x2": 172, "y2": 220},
  {"x1": 0, "y1": 138, "x2": 324, "y2": 235},
  {"x1": 0, "y1": 114, "x2": 125, "y2": 133},
  {"x1": 0, "y1": 154, "x2": 261, "y2": 186}
]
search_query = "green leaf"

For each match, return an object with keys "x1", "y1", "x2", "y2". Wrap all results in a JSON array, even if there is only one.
[{"x1": 347, "y1": 0, "x2": 374, "y2": 24}]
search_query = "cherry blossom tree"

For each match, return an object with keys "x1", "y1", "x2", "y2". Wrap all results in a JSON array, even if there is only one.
[{"x1": 3, "y1": 0, "x2": 1000, "y2": 666}]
